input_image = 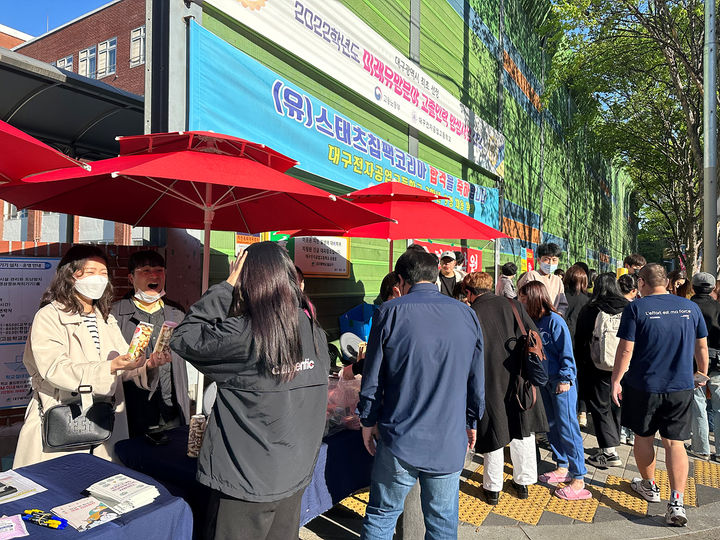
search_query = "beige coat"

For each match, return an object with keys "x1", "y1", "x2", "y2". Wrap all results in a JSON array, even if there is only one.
[{"x1": 13, "y1": 301, "x2": 157, "y2": 468}]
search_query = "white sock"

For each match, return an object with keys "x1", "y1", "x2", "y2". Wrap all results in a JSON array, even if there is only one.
[{"x1": 603, "y1": 447, "x2": 616, "y2": 455}]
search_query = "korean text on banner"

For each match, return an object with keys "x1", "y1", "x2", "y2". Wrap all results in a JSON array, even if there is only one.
[
  {"x1": 412, "y1": 241, "x2": 483, "y2": 273},
  {"x1": 205, "y1": 0, "x2": 505, "y2": 178},
  {"x1": 187, "y1": 21, "x2": 500, "y2": 229},
  {"x1": 0, "y1": 258, "x2": 59, "y2": 409}
]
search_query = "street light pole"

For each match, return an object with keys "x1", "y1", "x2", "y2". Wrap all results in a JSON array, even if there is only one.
[{"x1": 703, "y1": 0, "x2": 718, "y2": 273}]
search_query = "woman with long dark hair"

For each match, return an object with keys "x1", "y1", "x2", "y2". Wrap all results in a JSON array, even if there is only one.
[
  {"x1": 574, "y1": 273, "x2": 629, "y2": 468},
  {"x1": 14, "y1": 245, "x2": 169, "y2": 468},
  {"x1": 519, "y1": 281, "x2": 590, "y2": 500},
  {"x1": 463, "y1": 272, "x2": 548, "y2": 505},
  {"x1": 170, "y1": 242, "x2": 330, "y2": 540},
  {"x1": 564, "y1": 265, "x2": 590, "y2": 427}
]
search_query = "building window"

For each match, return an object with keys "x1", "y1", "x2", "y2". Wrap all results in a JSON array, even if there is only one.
[
  {"x1": 55, "y1": 55, "x2": 73, "y2": 71},
  {"x1": 97, "y1": 37, "x2": 117, "y2": 78},
  {"x1": 3, "y1": 203, "x2": 19, "y2": 219},
  {"x1": 78, "y1": 46, "x2": 97, "y2": 79},
  {"x1": 130, "y1": 26, "x2": 146, "y2": 68}
]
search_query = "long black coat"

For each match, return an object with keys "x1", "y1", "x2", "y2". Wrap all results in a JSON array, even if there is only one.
[{"x1": 470, "y1": 293, "x2": 548, "y2": 453}]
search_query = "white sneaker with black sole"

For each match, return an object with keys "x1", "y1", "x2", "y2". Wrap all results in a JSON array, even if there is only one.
[
  {"x1": 587, "y1": 451, "x2": 622, "y2": 468},
  {"x1": 631, "y1": 477, "x2": 660, "y2": 503},
  {"x1": 665, "y1": 502, "x2": 687, "y2": 526}
]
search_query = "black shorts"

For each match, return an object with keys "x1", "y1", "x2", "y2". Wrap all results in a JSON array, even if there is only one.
[{"x1": 620, "y1": 384, "x2": 693, "y2": 441}]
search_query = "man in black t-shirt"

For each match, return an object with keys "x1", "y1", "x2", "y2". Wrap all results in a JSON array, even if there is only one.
[{"x1": 435, "y1": 250, "x2": 465, "y2": 296}]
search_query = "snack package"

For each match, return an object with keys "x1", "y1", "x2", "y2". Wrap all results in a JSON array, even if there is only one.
[
  {"x1": 153, "y1": 321, "x2": 178, "y2": 354},
  {"x1": 127, "y1": 322, "x2": 154, "y2": 361}
]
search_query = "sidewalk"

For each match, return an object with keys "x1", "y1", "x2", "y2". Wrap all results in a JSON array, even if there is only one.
[{"x1": 300, "y1": 427, "x2": 720, "y2": 539}]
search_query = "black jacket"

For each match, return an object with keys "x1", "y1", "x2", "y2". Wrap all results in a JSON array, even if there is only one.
[
  {"x1": 470, "y1": 293, "x2": 548, "y2": 453},
  {"x1": 691, "y1": 293, "x2": 720, "y2": 350},
  {"x1": 170, "y1": 282, "x2": 330, "y2": 502},
  {"x1": 564, "y1": 290, "x2": 590, "y2": 344},
  {"x1": 574, "y1": 295, "x2": 628, "y2": 398}
]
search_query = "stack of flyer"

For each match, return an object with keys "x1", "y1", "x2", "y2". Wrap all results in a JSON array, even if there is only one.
[
  {"x1": 86, "y1": 474, "x2": 160, "y2": 514},
  {"x1": 51, "y1": 497, "x2": 119, "y2": 531}
]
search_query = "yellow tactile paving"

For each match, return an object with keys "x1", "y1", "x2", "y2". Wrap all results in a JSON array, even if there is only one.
[
  {"x1": 655, "y1": 469, "x2": 696, "y2": 507},
  {"x1": 695, "y1": 460, "x2": 720, "y2": 489},
  {"x1": 339, "y1": 488, "x2": 369, "y2": 517},
  {"x1": 491, "y1": 483, "x2": 552, "y2": 525},
  {"x1": 459, "y1": 465, "x2": 494, "y2": 526},
  {"x1": 600, "y1": 476, "x2": 648, "y2": 516},
  {"x1": 544, "y1": 484, "x2": 601, "y2": 523}
]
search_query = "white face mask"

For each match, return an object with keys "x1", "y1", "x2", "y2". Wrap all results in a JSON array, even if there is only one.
[
  {"x1": 74, "y1": 275, "x2": 109, "y2": 300},
  {"x1": 134, "y1": 289, "x2": 166, "y2": 303}
]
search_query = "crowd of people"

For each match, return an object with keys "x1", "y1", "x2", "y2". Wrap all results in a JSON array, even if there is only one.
[{"x1": 12, "y1": 240, "x2": 718, "y2": 538}]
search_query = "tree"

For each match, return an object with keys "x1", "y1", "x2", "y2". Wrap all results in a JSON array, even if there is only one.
[{"x1": 548, "y1": 0, "x2": 711, "y2": 275}]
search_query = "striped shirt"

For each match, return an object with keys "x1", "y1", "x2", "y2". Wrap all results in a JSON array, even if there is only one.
[{"x1": 82, "y1": 313, "x2": 101, "y2": 352}]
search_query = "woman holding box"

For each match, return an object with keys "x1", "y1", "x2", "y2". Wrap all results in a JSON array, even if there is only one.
[{"x1": 14, "y1": 244, "x2": 170, "y2": 468}]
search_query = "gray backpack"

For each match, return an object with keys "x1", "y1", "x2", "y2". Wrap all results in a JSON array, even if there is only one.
[{"x1": 590, "y1": 311, "x2": 622, "y2": 371}]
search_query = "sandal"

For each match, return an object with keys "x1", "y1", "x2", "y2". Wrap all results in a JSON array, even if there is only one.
[
  {"x1": 538, "y1": 471, "x2": 572, "y2": 485},
  {"x1": 554, "y1": 485, "x2": 592, "y2": 500}
]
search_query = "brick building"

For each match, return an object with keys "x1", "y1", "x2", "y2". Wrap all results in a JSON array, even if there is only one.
[
  {"x1": 0, "y1": 24, "x2": 31, "y2": 49},
  {"x1": 15, "y1": 0, "x2": 146, "y2": 96}
]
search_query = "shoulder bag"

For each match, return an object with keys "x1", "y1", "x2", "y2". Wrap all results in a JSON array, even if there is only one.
[{"x1": 39, "y1": 385, "x2": 115, "y2": 452}]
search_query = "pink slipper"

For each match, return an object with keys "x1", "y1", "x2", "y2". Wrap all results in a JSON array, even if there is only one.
[
  {"x1": 554, "y1": 485, "x2": 592, "y2": 500},
  {"x1": 538, "y1": 471, "x2": 572, "y2": 485}
]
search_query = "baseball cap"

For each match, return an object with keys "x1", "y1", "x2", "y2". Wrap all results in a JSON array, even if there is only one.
[
  {"x1": 440, "y1": 251, "x2": 456, "y2": 261},
  {"x1": 692, "y1": 272, "x2": 716, "y2": 288}
]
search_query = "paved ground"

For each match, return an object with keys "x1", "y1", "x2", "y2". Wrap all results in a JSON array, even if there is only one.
[{"x1": 299, "y1": 426, "x2": 720, "y2": 539}]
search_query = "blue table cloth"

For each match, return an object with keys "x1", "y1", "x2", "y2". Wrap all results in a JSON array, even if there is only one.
[
  {"x1": 114, "y1": 426, "x2": 373, "y2": 528},
  {"x1": 2, "y1": 453, "x2": 193, "y2": 538}
]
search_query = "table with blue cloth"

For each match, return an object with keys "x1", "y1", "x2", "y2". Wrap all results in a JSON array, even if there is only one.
[
  {"x1": 1, "y1": 453, "x2": 193, "y2": 539},
  {"x1": 114, "y1": 426, "x2": 373, "y2": 530}
]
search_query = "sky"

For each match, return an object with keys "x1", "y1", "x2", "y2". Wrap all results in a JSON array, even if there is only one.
[{"x1": 1, "y1": 0, "x2": 111, "y2": 37}]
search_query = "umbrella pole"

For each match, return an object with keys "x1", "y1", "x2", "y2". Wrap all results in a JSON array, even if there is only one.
[
  {"x1": 196, "y1": 189, "x2": 213, "y2": 415},
  {"x1": 389, "y1": 240, "x2": 393, "y2": 273}
]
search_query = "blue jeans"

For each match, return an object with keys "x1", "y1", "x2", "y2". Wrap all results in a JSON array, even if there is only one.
[
  {"x1": 540, "y1": 382, "x2": 588, "y2": 479},
  {"x1": 691, "y1": 372, "x2": 720, "y2": 456},
  {"x1": 361, "y1": 442, "x2": 461, "y2": 540}
]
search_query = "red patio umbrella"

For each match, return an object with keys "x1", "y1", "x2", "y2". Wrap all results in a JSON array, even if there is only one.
[
  {"x1": 286, "y1": 182, "x2": 507, "y2": 270},
  {"x1": 0, "y1": 119, "x2": 88, "y2": 184}
]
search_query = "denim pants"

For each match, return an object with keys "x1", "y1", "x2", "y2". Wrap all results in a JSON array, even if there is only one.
[
  {"x1": 361, "y1": 442, "x2": 461, "y2": 540},
  {"x1": 540, "y1": 382, "x2": 588, "y2": 479},
  {"x1": 690, "y1": 371, "x2": 720, "y2": 456}
]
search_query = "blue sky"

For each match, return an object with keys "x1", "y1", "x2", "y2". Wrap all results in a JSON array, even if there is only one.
[{"x1": 1, "y1": 1, "x2": 110, "y2": 37}]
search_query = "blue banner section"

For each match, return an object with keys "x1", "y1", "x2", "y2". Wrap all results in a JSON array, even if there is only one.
[{"x1": 188, "y1": 21, "x2": 500, "y2": 228}]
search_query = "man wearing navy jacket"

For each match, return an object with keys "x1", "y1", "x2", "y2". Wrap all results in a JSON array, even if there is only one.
[{"x1": 358, "y1": 248, "x2": 485, "y2": 539}]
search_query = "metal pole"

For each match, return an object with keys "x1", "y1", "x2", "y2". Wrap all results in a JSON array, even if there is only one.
[
  {"x1": 704, "y1": 0, "x2": 718, "y2": 274},
  {"x1": 195, "y1": 184, "x2": 213, "y2": 415}
]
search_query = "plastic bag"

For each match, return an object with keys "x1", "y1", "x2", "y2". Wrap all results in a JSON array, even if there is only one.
[{"x1": 326, "y1": 376, "x2": 362, "y2": 435}]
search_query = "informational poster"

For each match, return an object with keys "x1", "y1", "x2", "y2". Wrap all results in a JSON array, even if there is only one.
[
  {"x1": 526, "y1": 249, "x2": 534, "y2": 272},
  {"x1": 294, "y1": 236, "x2": 350, "y2": 278},
  {"x1": 234, "y1": 233, "x2": 262, "y2": 256},
  {"x1": 0, "y1": 258, "x2": 59, "y2": 409},
  {"x1": 412, "y1": 241, "x2": 483, "y2": 273},
  {"x1": 206, "y1": 0, "x2": 505, "y2": 178}
]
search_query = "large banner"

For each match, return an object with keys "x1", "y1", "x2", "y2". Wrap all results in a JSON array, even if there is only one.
[
  {"x1": 0, "y1": 258, "x2": 58, "y2": 409},
  {"x1": 188, "y1": 21, "x2": 500, "y2": 228},
  {"x1": 205, "y1": 0, "x2": 505, "y2": 178}
]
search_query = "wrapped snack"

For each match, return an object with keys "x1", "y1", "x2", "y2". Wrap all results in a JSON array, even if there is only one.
[
  {"x1": 187, "y1": 414, "x2": 207, "y2": 458},
  {"x1": 127, "y1": 322, "x2": 154, "y2": 361},
  {"x1": 153, "y1": 321, "x2": 178, "y2": 354}
]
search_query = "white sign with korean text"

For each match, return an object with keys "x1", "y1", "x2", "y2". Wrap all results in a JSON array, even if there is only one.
[
  {"x1": 0, "y1": 258, "x2": 58, "y2": 409},
  {"x1": 206, "y1": 0, "x2": 506, "y2": 178},
  {"x1": 294, "y1": 237, "x2": 350, "y2": 278}
]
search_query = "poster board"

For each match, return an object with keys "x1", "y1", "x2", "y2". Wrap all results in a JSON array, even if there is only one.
[
  {"x1": 294, "y1": 236, "x2": 351, "y2": 278},
  {"x1": 0, "y1": 258, "x2": 59, "y2": 409}
]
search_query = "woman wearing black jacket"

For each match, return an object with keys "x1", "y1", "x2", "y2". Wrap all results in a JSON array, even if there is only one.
[
  {"x1": 574, "y1": 273, "x2": 628, "y2": 469},
  {"x1": 171, "y1": 242, "x2": 330, "y2": 540},
  {"x1": 463, "y1": 272, "x2": 548, "y2": 504}
]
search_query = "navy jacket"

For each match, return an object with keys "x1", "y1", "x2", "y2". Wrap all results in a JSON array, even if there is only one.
[{"x1": 358, "y1": 282, "x2": 484, "y2": 474}]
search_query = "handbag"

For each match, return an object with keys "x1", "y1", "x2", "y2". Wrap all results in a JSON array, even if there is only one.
[
  {"x1": 507, "y1": 299, "x2": 549, "y2": 411},
  {"x1": 39, "y1": 385, "x2": 115, "y2": 452}
]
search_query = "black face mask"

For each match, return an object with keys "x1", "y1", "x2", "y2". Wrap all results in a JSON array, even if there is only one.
[{"x1": 633, "y1": 268, "x2": 640, "y2": 275}]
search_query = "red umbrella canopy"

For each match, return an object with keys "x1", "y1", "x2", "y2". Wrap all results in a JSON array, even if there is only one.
[
  {"x1": 0, "y1": 120, "x2": 87, "y2": 185},
  {"x1": 117, "y1": 131, "x2": 297, "y2": 173},
  {"x1": 287, "y1": 182, "x2": 507, "y2": 241},
  {"x1": 1, "y1": 143, "x2": 391, "y2": 233}
]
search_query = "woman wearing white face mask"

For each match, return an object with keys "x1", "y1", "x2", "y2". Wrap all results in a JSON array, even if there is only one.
[{"x1": 14, "y1": 245, "x2": 171, "y2": 467}]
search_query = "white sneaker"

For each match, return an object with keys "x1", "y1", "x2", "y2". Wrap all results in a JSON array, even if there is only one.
[
  {"x1": 631, "y1": 477, "x2": 660, "y2": 503},
  {"x1": 665, "y1": 502, "x2": 687, "y2": 526}
]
